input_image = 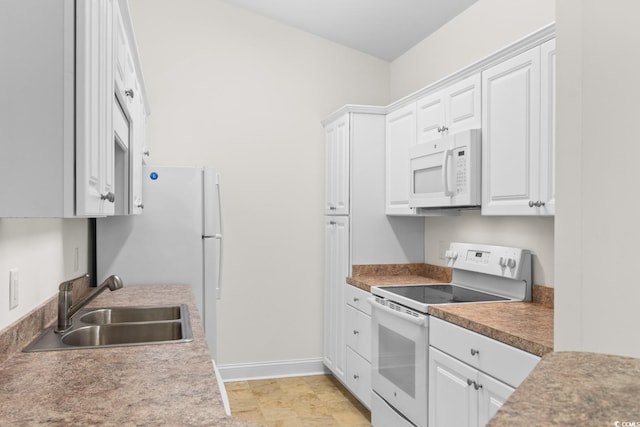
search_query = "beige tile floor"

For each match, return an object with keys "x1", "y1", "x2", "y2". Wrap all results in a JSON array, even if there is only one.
[{"x1": 226, "y1": 374, "x2": 371, "y2": 427}]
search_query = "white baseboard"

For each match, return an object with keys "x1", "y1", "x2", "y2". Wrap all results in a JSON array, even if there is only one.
[{"x1": 217, "y1": 357, "x2": 330, "y2": 382}]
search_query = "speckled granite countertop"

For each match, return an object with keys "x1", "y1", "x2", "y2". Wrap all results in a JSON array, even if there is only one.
[
  {"x1": 489, "y1": 351, "x2": 640, "y2": 425},
  {"x1": 346, "y1": 263, "x2": 452, "y2": 292},
  {"x1": 348, "y1": 263, "x2": 554, "y2": 357},
  {"x1": 0, "y1": 285, "x2": 259, "y2": 427},
  {"x1": 428, "y1": 301, "x2": 553, "y2": 357}
]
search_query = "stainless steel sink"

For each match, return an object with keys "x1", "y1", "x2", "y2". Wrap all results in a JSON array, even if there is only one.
[
  {"x1": 61, "y1": 322, "x2": 184, "y2": 347},
  {"x1": 80, "y1": 305, "x2": 182, "y2": 324},
  {"x1": 24, "y1": 304, "x2": 193, "y2": 352}
]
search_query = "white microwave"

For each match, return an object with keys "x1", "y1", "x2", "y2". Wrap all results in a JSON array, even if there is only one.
[{"x1": 408, "y1": 129, "x2": 481, "y2": 209}]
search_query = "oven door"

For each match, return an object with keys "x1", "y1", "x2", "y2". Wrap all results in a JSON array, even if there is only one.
[{"x1": 370, "y1": 297, "x2": 428, "y2": 427}]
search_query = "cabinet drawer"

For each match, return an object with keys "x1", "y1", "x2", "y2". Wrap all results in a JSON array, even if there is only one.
[
  {"x1": 345, "y1": 285, "x2": 371, "y2": 316},
  {"x1": 430, "y1": 317, "x2": 539, "y2": 388},
  {"x1": 346, "y1": 347, "x2": 372, "y2": 409},
  {"x1": 345, "y1": 305, "x2": 372, "y2": 362}
]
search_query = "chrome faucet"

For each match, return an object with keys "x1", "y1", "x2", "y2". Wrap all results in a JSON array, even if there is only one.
[{"x1": 55, "y1": 274, "x2": 124, "y2": 333}]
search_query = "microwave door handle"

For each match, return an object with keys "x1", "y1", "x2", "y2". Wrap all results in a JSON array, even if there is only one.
[{"x1": 442, "y1": 148, "x2": 454, "y2": 196}]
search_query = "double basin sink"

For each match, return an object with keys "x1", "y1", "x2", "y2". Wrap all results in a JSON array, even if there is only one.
[{"x1": 24, "y1": 304, "x2": 193, "y2": 352}]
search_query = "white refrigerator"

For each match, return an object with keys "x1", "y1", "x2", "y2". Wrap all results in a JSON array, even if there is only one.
[{"x1": 96, "y1": 165, "x2": 223, "y2": 358}]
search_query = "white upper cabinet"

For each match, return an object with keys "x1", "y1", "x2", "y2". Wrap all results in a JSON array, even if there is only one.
[
  {"x1": 539, "y1": 38, "x2": 557, "y2": 215},
  {"x1": 76, "y1": 0, "x2": 116, "y2": 217},
  {"x1": 417, "y1": 73, "x2": 481, "y2": 149},
  {"x1": 385, "y1": 103, "x2": 418, "y2": 215},
  {"x1": 0, "y1": 0, "x2": 148, "y2": 218},
  {"x1": 325, "y1": 114, "x2": 350, "y2": 215},
  {"x1": 481, "y1": 40, "x2": 555, "y2": 216}
]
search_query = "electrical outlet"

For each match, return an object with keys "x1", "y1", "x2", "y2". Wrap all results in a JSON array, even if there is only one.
[
  {"x1": 74, "y1": 247, "x2": 79, "y2": 272},
  {"x1": 9, "y1": 269, "x2": 19, "y2": 310},
  {"x1": 439, "y1": 240, "x2": 449, "y2": 260}
]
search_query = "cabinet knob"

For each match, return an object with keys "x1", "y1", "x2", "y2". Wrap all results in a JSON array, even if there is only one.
[
  {"x1": 470, "y1": 348, "x2": 480, "y2": 356},
  {"x1": 467, "y1": 379, "x2": 473, "y2": 386},
  {"x1": 329, "y1": 206, "x2": 337, "y2": 210},
  {"x1": 528, "y1": 200, "x2": 535, "y2": 208},
  {"x1": 353, "y1": 374, "x2": 359, "y2": 380},
  {"x1": 124, "y1": 89, "x2": 135, "y2": 99},
  {"x1": 136, "y1": 203, "x2": 144, "y2": 209},
  {"x1": 143, "y1": 150, "x2": 150, "y2": 156},
  {"x1": 474, "y1": 382, "x2": 483, "y2": 390},
  {"x1": 329, "y1": 221, "x2": 336, "y2": 225},
  {"x1": 100, "y1": 192, "x2": 115, "y2": 203},
  {"x1": 535, "y1": 200, "x2": 546, "y2": 207},
  {"x1": 353, "y1": 330, "x2": 359, "y2": 335}
]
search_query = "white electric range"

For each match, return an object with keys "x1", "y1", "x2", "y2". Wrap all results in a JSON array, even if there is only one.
[{"x1": 369, "y1": 242, "x2": 532, "y2": 427}]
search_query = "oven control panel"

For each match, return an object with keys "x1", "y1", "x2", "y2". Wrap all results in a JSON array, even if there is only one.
[{"x1": 444, "y1": 242, "x2": 531, "y2": 280}]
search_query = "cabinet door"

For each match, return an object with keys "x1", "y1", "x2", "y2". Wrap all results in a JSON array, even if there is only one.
[
  {"x1": 76, "y1": 0, "x2": 115, "y2": 216},
  {"x1": 477, "y1": 372, "x2": 515, "y2": 426},
  {"x1": 385, "y1": 103, "x2": 418, "y2": 215},
  {"x1": 429, "y1": 347, "x2": 478, "y2": 427},
  {"x1": 130, "y1": 76, "x2": 146, "y2": 215},
  {"x1": 447, "y1": 73, "x2": 481, "y2": 135},
  {"x1": 481, "y1": 47, "x2": 541, "y2": 215},
  {"x1": 345, "y1": 305, "x2": 371, "y2": 362},
  {"x1": 346, "y1": 347, "x2": 372, "y2": 409},
  {"x1": 416, "y1": 91, "x2": 445, "y2": 145},
  {"x1": 539, "y1": 38, "x2": 556, "y2": 215},
  {"x1": 324, "y1": 114, "x2": 350, "y2": 215},
  {"x1": 323, "y1": 216, "x2": 349, "y2": 381}
]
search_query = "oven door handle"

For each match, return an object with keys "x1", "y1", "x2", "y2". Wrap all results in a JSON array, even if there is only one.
[{"x1": 369, "y1": 297, "x2": 427, "y2": 326}]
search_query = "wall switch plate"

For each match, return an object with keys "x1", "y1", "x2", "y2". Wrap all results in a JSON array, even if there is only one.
[{"x1": 9, "y1": 269, "x2": 19, "y2": 310}]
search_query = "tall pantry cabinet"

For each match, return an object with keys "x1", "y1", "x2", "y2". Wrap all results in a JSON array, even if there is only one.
[{"x1": 322, "y1": 107, "x2": 424, "y2": 403}]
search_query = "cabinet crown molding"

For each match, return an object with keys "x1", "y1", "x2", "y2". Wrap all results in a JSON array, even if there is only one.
[{"x1": 322, "y1": 22, "x2": 555, "y2": 126}]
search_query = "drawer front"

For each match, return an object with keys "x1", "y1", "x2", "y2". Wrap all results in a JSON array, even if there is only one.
[
  {"x1": 346, "y1": 347, "x2": 372, "y2": 409},
  {"x1": 345, "y1": 305, "x2": 372, "y2": 362},
  {"x1": 345, "y1": 285, "x2": 371, "y2": 315},
  {"x1": 430, "y1": 317, "x2": 540, "y2": 388}
]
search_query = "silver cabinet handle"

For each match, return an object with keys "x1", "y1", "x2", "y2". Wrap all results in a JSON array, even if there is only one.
[
  {"x1": 100, "y1": 192, "x2": 115, "y2": 203},
  {"x1": 353, "y1": 297, "x2": 359, "y2": 302},
  {"x1": 535, "y1": 200, "x2": 546, "y2": 207},
  {"x1": 353, "y1": 330, "x2": 359, "y2": 335},
  {"x1": 124, "y1": 89, "x2": 135, "y2": 98},
  {"x1": 329, "y1": 221, "x2": 336, "y2": 225},
  {"x1": 329, "y1": 206, "x2": 337, "y2": 210},
  {"x1": 136, "y1": 203, "x2": 144, "y2": 209},
  {"x1": 470, "y1": 348, "x2": 480, "y2": 356},
  {"x1": 143, "y1": 150, "x2": 150, "y2": 156},
  {"x1": 467, "y1": 379, "x2": 482, "y2": 390},
  {"x1": 353, "y1": 374, "x2": 359, "y2": 380},
  {"x1": 529, "y1": 200, "x2": 547, "y2": 208},
  {"x1": 437, "y1": 125, "x2": 449, "y2": 133}
]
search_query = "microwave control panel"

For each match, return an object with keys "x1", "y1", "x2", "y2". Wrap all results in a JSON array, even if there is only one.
[{"x1": 455, "y1": 149, "x2": 468, "y2": 194}]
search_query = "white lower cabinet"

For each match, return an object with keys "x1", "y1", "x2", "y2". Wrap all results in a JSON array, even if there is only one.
[
  {"x1": 344, "y1": 286, "x2": 372, "y2": 409},
  {"x1": 429, "y1": 317, "x2": 540, "y2": 426},
  {"x1": 346, "y1": 347, "x2": 372, "y2": 409}
]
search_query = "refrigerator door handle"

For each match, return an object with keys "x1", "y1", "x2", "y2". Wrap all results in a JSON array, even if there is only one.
[{"x1": 215, "y1": 173, "x2": 224, "y2": 299}]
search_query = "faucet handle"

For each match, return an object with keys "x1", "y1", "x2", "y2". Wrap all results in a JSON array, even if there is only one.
[{"x1": 58, "y1": 273, "x2": 90, "y2": 292}]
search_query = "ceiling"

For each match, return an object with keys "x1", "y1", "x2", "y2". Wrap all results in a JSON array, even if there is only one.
[{"x1": 220, "y1": 0, "x2": 479, "y2": 61}]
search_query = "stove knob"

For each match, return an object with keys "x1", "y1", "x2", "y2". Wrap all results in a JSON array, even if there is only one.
[{"x1": 507, "y1": 258, "x2": 517, "y2": 269}]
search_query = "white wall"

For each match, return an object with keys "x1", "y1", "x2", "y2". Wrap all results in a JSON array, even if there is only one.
[
  {"x1": 390, "y1": 0, "x2": 556, "y2": 102},
  {"x1": 0, "y1": 219, "x2": 88, "y2": 331},
  {"x1": 555, "y1": 0, "x2": 640, "y2": 357},
  {"x1": 128, "y1": 0, "x2": 389, "y2": 365},
  {"x1": 390, "y1": 0, "x2": 556, "y2": 286}
]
